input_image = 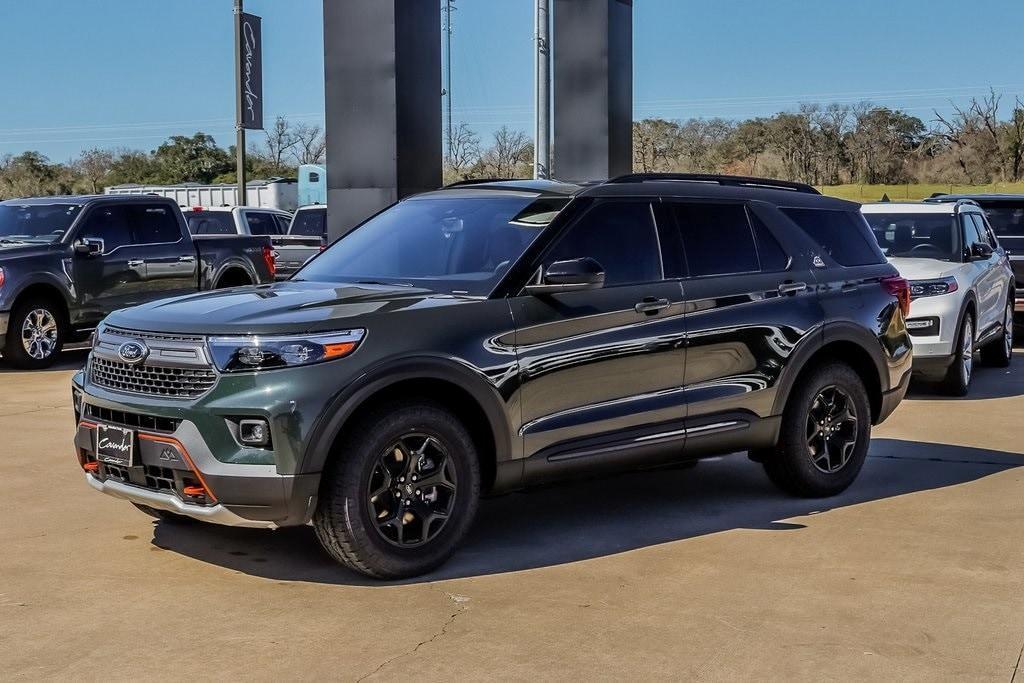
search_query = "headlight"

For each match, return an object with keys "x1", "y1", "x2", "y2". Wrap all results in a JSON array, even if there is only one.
[
  {"x1": 208, "y1": 329, "x2": 365, "y2": 372},
  {"x1": 909, "y1": 277, "x2": 958, "y2": 299}
]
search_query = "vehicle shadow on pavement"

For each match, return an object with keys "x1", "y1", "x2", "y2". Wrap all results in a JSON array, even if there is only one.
[
  {"x1": 905, "y1": 350, "x2": 1024, "y2": 401},
  {"x1": 0, "y1": 349, "x2": 89, "y2": 374},
  {"x1": 150, "y1": 437, "x2": 1022, "y2": 586}
]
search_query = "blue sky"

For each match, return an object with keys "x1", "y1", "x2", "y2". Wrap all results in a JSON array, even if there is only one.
[{"x1": 1, "y1": 0, "x2": 1022, "y2": 161}]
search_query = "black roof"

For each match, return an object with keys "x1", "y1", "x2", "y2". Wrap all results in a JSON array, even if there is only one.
[
  {"x1": 433, "y1": 174, "x2": 856, "y2": 209},
  {"x1": 0, "y1": 194, "x2": 177, "y2": 206},
  {"x1": 927, "y1": 193, "x2": 1024, "y2": 204}
]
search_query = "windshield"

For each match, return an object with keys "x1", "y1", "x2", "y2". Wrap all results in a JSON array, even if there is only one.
[
  {"x1": 0, "y1": 203, "x2": 82, "y2": 243},
  {"x1": 289, "y1": 208, "x2": 326, "y2": 237},
  {"x1": 863, "y1": 212, "x2": 959, "y2": 262},
  {"x1": 295, "y1": 193, "x2": 568, "y2": 295}
]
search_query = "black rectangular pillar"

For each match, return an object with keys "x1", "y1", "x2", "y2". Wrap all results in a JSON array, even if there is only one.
[
  {"x1": 552, "y1": 0, "x2": 633, "y2": 182},
  {"x1": 323, "y1": 0, "x2": 442, "y2": 241}
]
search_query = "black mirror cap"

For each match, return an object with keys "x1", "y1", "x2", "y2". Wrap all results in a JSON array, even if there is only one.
[
  {"x1": 545, "y1": 257, "x2": 605, "y2": 286},
  {"x1": 524, "y1": 257, "x2": 606, "y2": 295},
  {"x1": 972, "y1": 243, "x2": 994, "y2": 259}
]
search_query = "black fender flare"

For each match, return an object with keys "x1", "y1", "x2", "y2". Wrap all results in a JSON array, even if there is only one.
[
  {"x1": 299, "y1": 355, "x2": 514, "y2": 476},
  {"x1": 770, "y1": 321, "x2": 889, "y2": 418},
  {"x1": 4, "y1": 272, "x2": 74, "y2": 316},
  {"x1": 209, "y1": 258, "x2": 257, "y2": 288}
]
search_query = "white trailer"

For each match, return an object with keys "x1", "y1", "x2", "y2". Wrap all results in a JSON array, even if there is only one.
[{"x1": 105, "y1": 178, "x2": 298, "y2": 212}]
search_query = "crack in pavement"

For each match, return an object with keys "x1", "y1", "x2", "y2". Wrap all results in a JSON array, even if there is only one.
[
  {"x1": 0, "y1": 404, "x2": 71, "y2": 419},
  {"x1": 1011, "y1": 634, "x2": 1024, "y2": 682},
  {"x1": 355, "y1": 590, "x2": 469, "y2": 682}
]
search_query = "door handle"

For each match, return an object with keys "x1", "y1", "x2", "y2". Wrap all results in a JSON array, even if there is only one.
[
  {"x1": 778, "y1": 281, "x2": 807, "y2": 296},
  {"x1": 178, "y1": 255, "x2": 196, "y2": 263},
  {"x1": 127, "y1": 259, "x2": 145, "y2": 268},
  {"x1": 635, "y1": 297, "x2": 671, "y2": 314}
]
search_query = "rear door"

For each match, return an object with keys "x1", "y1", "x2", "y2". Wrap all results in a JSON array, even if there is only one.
[
  {"x1": 511, "y1": 199, "x2": 688, "y2": 469},
  {"x1": 964, "y1": 212, "x2": 1004, "y2": 333},
  {"x1": 670, "y1": 200, "x2": 824, "y2": 430}
]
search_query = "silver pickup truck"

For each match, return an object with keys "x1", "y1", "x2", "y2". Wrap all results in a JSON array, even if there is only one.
[{"x1": 274, "y1": 205, "x2": 326, "y2": 280}]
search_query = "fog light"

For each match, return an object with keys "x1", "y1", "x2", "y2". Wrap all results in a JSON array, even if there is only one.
[{"x1": 238, "y1": 419, "x2": 270, "y2": 447}]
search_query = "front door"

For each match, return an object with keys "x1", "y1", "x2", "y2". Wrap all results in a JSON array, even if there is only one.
[
  {"x1": 70, "y1": 203, "x2": 146, "y2": 324},
  {"x1": 510, "y1": 199, "x2": 688, "y2": 471}
]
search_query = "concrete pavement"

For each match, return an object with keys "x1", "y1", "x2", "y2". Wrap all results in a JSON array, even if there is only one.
[{"x1": 1, "y1": 350, "x2": 1022, "y2": 680}]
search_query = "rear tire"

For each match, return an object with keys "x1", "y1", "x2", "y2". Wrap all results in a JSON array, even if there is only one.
[
  {"x1": 2, "y1": 297, "x2": 66, "y2": 369},
  {"x1": 980, "y1": 301, "x2": 1013, "y2": 368},
  {"x1": 941, "y1": 312, "x2": 974, "y2": 396},
  {"x1": 763, "y1": 362, "x2": 871, "y2": 497},
  {"x1": 313, "y1": 401, "x2": 480, "y2": 579}
]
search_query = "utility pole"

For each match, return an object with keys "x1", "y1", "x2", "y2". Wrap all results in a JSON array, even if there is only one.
[
  {"x1": 233, "y1": 0, "x2": 247, "y2": 206},
  {"x1": 534, "y1": 0, "x2": 551, "y2": 179},
  {"x1": 443, "y1": 0, "x2": 455, "y2": 160}
]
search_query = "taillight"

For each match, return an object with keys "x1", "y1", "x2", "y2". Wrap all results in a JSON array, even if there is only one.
[
  {"x1": 881, "y1": 275, "x2": 911, "y2": 317},
  {"x1": 0, "y1": 266, "x2": 5, "y2": 290},
  {"x1": 320, "y1": 236, "x2": 328, "y2": 253},
  {"x1": 262, "y1": 245, "x2": 276, "y2": 279}
]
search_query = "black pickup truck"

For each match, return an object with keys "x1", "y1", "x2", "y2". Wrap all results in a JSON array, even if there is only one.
[{"x1": 0, "y1": 195, "x2": 276, "y2": 368}]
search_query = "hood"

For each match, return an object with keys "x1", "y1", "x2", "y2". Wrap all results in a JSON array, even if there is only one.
[
  {"x1": 106, "y1": 280, "x2": 478, "y2": 335},
  {"x1": 887, "y1": 257, "x2": 961, "y2": 281},
  {"x1": 0, "y1": 242, "x2": 55, "y2": 259}
]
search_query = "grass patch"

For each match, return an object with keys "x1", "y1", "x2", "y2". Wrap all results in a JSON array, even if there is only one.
[{"x1": 817, "y1": 182, "x2": 1024, "y2": 203}]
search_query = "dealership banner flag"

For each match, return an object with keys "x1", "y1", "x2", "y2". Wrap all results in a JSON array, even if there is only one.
[{"x1": 238, "y1": 12, "x2": 263, "y2": 130}]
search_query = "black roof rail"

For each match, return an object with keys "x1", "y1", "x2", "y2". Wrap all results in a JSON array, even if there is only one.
[
  {"x1": 443, "y1": 178, "x2": 514, "y2": 188},
  {"x1": 605, "y1": 173, "x2": 820, "y2": 195}
]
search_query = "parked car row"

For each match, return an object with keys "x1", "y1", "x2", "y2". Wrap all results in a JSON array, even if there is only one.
[
  {"x1": 68, "y1": 173, "x2": 916, "y2": 580},
  {"x1": 861, "y1": 196, "x2": 1016, "y2": 395}
]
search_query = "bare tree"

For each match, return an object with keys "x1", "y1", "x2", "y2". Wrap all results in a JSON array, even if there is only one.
[
  {"x1": 444, "y1": 123, "x2": 481, "y2": 180},
  {"x1": 263, "y1": 116, "x2": 298, "y2": 174},
  {"x1": 292, "y1": 123, "x2": 326, "y2": 165},
  {"x1": 72, "y1": 148, "x2": 115, "y2": 194},
  {"x1": 482, "y1": 126, "x2": 532, "y2": 178}
]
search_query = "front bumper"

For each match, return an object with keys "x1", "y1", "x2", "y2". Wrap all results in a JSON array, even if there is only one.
[
  {"x1": 85, "y1": 473, "x2": 277, "y2": 527},
  {"x1": 73, "y1": 367, "x2": 328, "y2": 527}
]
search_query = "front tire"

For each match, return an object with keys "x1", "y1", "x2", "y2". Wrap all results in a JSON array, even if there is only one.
[
  {"x1": 941, "y1": 312, "x2": 974, "y2": 396},
  {"x1": 313, "y1": 402, "x2": 480, "y2": 579},
  {"x1": 763, "y1": 363, "x2": 871, "y2": 497},
  {"x1": 2, "y1": 298, "x2": 66, "y2": 369},
  {"x1": 980, "y1": 301, "x2": 1013, "y2": 368}
]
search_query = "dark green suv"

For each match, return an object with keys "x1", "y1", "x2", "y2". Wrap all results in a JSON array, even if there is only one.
[{"x1": 72, "y1": 175, "x2": 912, "y2": 579}]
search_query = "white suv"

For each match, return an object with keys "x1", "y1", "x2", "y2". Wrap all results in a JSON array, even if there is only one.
[{"x1": 861, "y1": 200, "x2": 1015, "y2": 395}]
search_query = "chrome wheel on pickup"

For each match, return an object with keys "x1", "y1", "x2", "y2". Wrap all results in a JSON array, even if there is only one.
[{"x1": 2, "y1": 298, "x2": 66, "y2": 370}]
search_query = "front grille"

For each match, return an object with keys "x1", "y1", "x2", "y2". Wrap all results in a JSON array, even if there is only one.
[
  {"x1": 101, "y1": 325, "x2": 204, "y2": 343},
  {"x1": 84, "y1": 404, "x2": 181, "y2": 432},
  {"x1": 90, "y1": 357, "x2": 217, "y2": 399}
]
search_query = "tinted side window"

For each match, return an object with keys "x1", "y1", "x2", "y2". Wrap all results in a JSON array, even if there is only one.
[
  {"x1": 969, "y1": 214, "x2": 994, "y2": 247},
  {"x1": 246, "y1": 212, "x2": 278, "y2": 236},
  {"x1": 672, "y1": 203, "x2": 759, "y2": 277},
  {"x1": 962, "y1": 215, "x2": 985, "y2": 248},
  {"x1": 132, "y1": 204, "x2": 182, "y2": 244},
  {"x1": 781, "y1": 208, "x2": 885, "y2": 266},
  {"x1": 546, "y1": 201, "x2": 662, "y2": 286},
  {"x1": 186, "y1": 212, "x2": 235, "y2": 235},
  {"x1": 274, "y1": 214, "x2": 292, "y2": 235},
  {"x1": 290, "y1": 209, "x2": 327, "y2": 237},
  {"x1": 80, "y1": 205, "x2": 131, "y2": 251},
  {"x1": 749, "y1": 210, "x2": 789, "y2": 271}
]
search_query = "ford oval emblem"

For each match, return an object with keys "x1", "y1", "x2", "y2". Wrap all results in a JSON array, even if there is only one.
[{"x1": 118, "y1": 340, "x2": 149, "y2": 365}]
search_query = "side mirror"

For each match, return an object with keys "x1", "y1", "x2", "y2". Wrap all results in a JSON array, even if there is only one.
[
  {"x1": 971, "y1": 242, "x2": 993, "y2": 260},
  {"x1": 73, "y1": 237, "x2": 104, "y2": 257},
  {"x1": 524, "y1": 257, "x2": 605, "y2": 295}
]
